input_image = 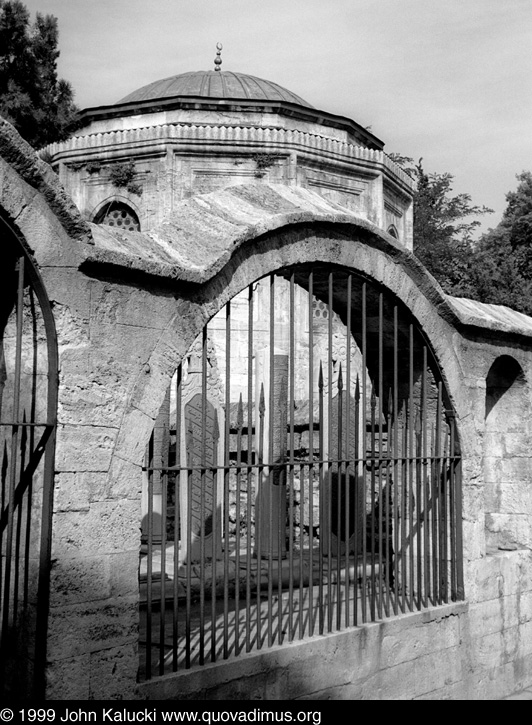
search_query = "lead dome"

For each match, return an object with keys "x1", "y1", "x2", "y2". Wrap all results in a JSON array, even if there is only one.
[{"x1": 118, "y1": 70, "x2": 313, "y2": 108}]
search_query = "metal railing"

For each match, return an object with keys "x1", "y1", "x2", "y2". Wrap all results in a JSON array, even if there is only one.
[
  {"x1": 140, "y1": 267, "x2": 463, "y2": 680},
  {"x1": 0, "y1": 217, "x2": 58, "y2": 698}
]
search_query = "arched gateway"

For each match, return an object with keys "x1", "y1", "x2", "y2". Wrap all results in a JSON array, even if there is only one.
[{"x1": 139, "y1": 241, "x2": 464, "y2": 680}]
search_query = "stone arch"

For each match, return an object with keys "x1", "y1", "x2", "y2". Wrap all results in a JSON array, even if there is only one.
[
  {"x1": 137, "y1": 250, "x2": 465, "y2": 677},
  {"x1": 484, "y1": 354, "x2": 532, "y2": 552},
  {"x1": 112, "y1": 224, "x2": 466, "y2": 481},
  {"x1": 97, "y1": 219, "x2": 468, "y2": 679}
]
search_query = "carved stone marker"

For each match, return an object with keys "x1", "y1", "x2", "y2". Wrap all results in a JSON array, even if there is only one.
[{"x1": 182, "y1": 393, "x2": 221, "y2": 562}]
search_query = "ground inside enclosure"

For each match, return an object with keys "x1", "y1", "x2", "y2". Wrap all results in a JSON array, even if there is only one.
[{"x1": 139, "y1": 545, "x2": 453, "y2": 681}]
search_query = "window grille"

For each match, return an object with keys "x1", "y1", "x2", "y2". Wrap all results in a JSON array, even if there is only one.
[
  {"x1": 94, "y1": 202, "x2": 140, "y2": 231},
  {"x1": 140, "y1": 266, "x2": 463, "y2": 680},
  {"x1": 0, "y1": 216, "x2": 58, "y2": 698}
]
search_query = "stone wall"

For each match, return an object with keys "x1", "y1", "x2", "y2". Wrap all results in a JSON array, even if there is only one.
[{"x1": 2, "y1": 120, "x2": 532, "y2": 699}]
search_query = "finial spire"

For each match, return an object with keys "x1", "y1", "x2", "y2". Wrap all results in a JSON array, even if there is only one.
[{"x1": 214, "y1": 42, "x2": 222, "y2": 72}]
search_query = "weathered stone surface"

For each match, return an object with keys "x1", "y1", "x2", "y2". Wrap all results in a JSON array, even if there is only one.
[
  {"x1": 109, "y1": 552, "x2": 140, "y2": 598},
  {"x1": 0, "y1": 117, "x2": 91, "y2": 243},
  {"x1": 55, "y1": 425, "x2": 118, "y2": 472},
  {"x1": 52, "y1": 500, "x2": 140, "y2": 556},
  {"x1": 47, "y1": 596, "x2": 138, "y2": 659},
  {"x1": 54, "y1": 473, "x2": 90, "y2": 512},
  {"x1": 45, "y1": 654, "x2": 91, "y2": 700},
  {"x1": 50, "y1": 556, "x2": 112, "y2": 605},
  {"x1": 89, "y1": 644, "x2": 138, "y2": 700}
]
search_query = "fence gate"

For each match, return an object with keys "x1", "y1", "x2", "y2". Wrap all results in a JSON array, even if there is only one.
[
  {"x1": 0, "y1": 216, "x2": 58, "y2": 698},
  {"x1": 140, "y1": 265, "x2": 464, "y2": 680}
]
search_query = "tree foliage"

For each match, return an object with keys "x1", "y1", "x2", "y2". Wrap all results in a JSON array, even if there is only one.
[
  {"x1": 390, "y1": 155, "x2": 493, "y2": 296},
  {"x1": 0, "y1": 0, "x2": 77, "y2": 148},
  {"x1": 392, "y1": 155, "x2": 532, "y2": 315},
  {"x1": 469, "y1": 171, "x2": 532, "y2": 314}
]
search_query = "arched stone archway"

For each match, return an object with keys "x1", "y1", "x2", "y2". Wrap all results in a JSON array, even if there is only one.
[
  {"x1": 112, "y1": 221, "x2": 466, "y2": 473},
  {"x1": 105, "y1": 221, "x2": 467, "y2": 679}
]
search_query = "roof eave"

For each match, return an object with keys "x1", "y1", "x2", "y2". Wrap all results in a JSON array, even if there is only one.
[{"x1": 73, "y1": 96, "x2": 384, "y2": 150}]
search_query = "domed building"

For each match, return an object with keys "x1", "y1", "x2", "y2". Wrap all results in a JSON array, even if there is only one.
[
  {"x1": 2, "y1": 54, "x2": 532, "y2": 701},
  {"x1": 45, "y1": 61, "x2": 414, "y2": 243}
]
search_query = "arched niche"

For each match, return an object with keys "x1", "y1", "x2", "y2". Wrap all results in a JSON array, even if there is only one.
[{"x1": 484, "y1": 355, "x2": 531, "y2": 552}]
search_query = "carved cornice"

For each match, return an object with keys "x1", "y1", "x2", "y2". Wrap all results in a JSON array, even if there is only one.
[{"x1": 43, "y1": 123, "x2": 415, "y2": 192}]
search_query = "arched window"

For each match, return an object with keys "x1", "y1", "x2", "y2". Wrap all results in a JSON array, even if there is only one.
[
  {"x1": 139, "y1": 265, "x2": 463, "y2": 679},
  {"x1": 93, "y1": 201, "x2": 140, "y2": 232},
  {"x1": 387, "y1": 225, "x2": 399, "y2": 239},
  {"x1": 0, "y1": 214, "x2": 58, "y2": 698}
]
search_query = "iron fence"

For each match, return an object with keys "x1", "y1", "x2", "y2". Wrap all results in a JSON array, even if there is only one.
[
  {"x1": 0, "y1": 216, "x2": 58, "y2": 698},
  {"x1": 140, "y1": 267, "x2": 463, "y2": 680}
]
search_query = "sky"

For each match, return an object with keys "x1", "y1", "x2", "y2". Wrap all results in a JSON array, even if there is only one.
[{"x1": 21, "y1": 0, "x2": 532, "y2": 235}]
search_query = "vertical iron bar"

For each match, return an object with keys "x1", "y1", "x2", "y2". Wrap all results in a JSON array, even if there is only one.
[
  {"x1": 246, "y1": 283, "x2": 254, "y2": 653},
  {"x1": 13, "y1": 418, "x2": 27, "y2": 630},
  {"x1": 223, "y1": 300, "x2": 231, "y2": 659},
  {"x1": 198, "y1": 327, "x2": 208, "y2": 665},
  {"x1": 268, "y1": 274, "x2": 274, "y2": 648},
  {"x1": 354, "y1": 375, "x2": 360, "y2": 627},
  {"x1": 436, "y1": 383, "x2": 444, "y2": 603},
  {"x1": 345, "y1": 274, "x2": 352, "y2": 629},
  {"x1": 211, "y1": 410, "x2": 220, "y2": 662},
  {"x1": 308, "y1": 271, "x2": 315, "y2": 636},
  {"x1": 408, "y1": 323, "x2": 414, "y2": 612},
  {"x1": 378, "y1": 291, "x2": 386, "y2": 618},
  {"x1": 401, "y1": 410, "x2": 408, "y2": 614},
  {"x1": 256, "y1": 384, "x2": 265, "y2": 649},
  {"x1": 336, "y1": 364, "x2": 343, "y2": 630},
  {"x1": 327, "y1": 273, "x2": 333, "y2": 632},
  {"x1": 442, "y1": 415, "x2": 449, "y2": 603},
  {"x1": 146, "y1": 433, "x2": 154, "y2": 680},
  {"x1": 422, "y1": 347, "x2": 430, "y2": 608},
  {"x1": 235, "y1": 394, "x2": 243, "y2": 656},
  {"x1": 370, "y1": 388, "x2": 377, "y2": 621},
  {"x1": 415, "y1": 409, "x2": 422, "y2": 611},
  {"x1": 392, "y1": 306, "x2": 399, "y2": 616},
  {"x1": 431, "y1": 423, "x2": 438, "y2": 603},
  {"x1": 318, "y1": 363, "x2": 325, "y2": 634},
  {"x1": 2, "y1": 256, "x2": 24, "y2": 646},
  {"x1": 386, "y1": 391, "x2": 393, "y2": 616},
  {"x1": 289, "y1": 273, "x2": 296, "y2": 642},
  {"x1": 174, "y1": 368, "x2": 182, "y2": 671},
  {"x1": 185, "y1": 464, "x2": 192, "y2": 668},
  {"x1": 298, "y1": 462, "x2": 305, "y2": 641},
  {"x1": 159, "y1": 399, "x2": 169, "y2": 676},
  {"x1": 361, "y1": 283, "x2": 368, "y2": 624}
]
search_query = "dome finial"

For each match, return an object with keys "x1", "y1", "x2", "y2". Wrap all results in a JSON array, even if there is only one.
[{"x1": 214, "y1": 42, "x2": 223, "y2": 72}]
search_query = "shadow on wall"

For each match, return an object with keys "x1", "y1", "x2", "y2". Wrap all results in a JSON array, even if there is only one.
[{"x1": 484, "y1": 355, "x2": 531, "y2": 553}]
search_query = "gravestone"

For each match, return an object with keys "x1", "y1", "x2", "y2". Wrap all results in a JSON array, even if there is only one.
[{"x1": 183, "y1": 393, "x2": 221, "y2": 561}]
